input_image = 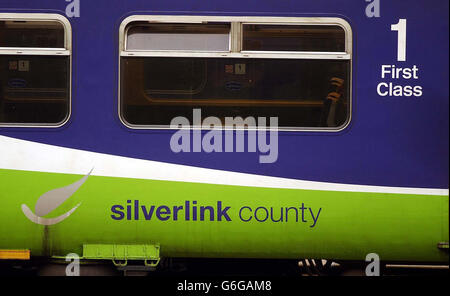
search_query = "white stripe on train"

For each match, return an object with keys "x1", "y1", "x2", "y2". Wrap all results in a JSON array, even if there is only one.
[{"x1": 0, "y1": 135, "x2": 448, "y2": 196}]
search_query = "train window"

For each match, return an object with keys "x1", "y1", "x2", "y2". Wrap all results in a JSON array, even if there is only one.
[
  {"x1": 242, "y1": 24, "x2": 346, "y2": 52},
  {"x1": 0, "y1": 20, "x2": 65, "y2": 48},
  {"x1": 126, "y1": 23, "x2": 231, "y2": 51},
  {"x1": 119, "y1": 16, "x2": 352, "y2": 131},
  {"x1": 0, "y1": 14, "x2": 71, "y2": 127}
]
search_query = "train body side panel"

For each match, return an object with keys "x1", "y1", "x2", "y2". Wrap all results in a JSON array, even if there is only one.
[
  {"x1": 0, "y1": 0, "x2": 448, "y2": 263},
  {"x1": 0, "y1": 168, "x2": 448, "y2": 262}
]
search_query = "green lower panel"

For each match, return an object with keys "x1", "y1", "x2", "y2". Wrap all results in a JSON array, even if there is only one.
[{"x1": 0, "y1": 169, "x2": 448, "y2": 263}]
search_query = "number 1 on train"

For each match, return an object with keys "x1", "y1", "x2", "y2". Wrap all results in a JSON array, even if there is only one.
[{"x1": 391, "y1": 19, "x2": 407, "y2": 62}]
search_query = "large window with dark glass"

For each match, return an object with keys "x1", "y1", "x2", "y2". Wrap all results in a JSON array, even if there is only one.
[
  {"x1": 120, "y1": 17, "x2": 352, "y2": 130},
  {"x1": 0, "y1": 15, "x2": 71, "y2": 126}
]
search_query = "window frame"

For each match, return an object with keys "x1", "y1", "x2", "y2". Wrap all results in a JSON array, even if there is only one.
[
  {"x1": 0, "y1": 13, "x2": 72, "y2": 128},
  {"x1": 119, "y1": 15, "x2": 353, "y2": 132},
  {"x1": 240, "y1": 22, "x2": 348, "y2": 54},
  {"x1": 124, "y1": 22, "x2": 233, "y2": 52}
]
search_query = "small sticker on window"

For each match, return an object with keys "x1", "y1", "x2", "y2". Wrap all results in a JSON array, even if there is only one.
[
  {"x1": 225, "y1": 81, "x2": 242, "y2": 91},
  {"x1": 225, "y1": 64, "x2": 234, "y2": 74},
  {"x1": 18, "y1": 60, "x2": 30, "y2": 72},
  {"x1": 235, "y1": 64, "x2": 246, "y2": 75},
  {"x1": 8, "y1": 78, "x2": 27, "y2": 88},
  {"x1": 9, "y1": 61, "x2": 18, "y2": 71}
]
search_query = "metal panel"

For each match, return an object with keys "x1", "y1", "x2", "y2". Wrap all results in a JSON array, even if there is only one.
[
  {"x1": 83, "y1": 244, "x2": 160, "y2": 260},
  {"x1": 0, "y1": 249, "x2": 30, "y2": 260}
]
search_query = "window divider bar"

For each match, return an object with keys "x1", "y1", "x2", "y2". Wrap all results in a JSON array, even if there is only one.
[
  {"x1": 0, "y1": 49, "x2": 70, "y2": 56},
  {"x1": 120, "y1": 50, "x2": 350, "y2": 60},
  {"x1": 230, "y1": 22, "x2": 241, "y2": 53}
]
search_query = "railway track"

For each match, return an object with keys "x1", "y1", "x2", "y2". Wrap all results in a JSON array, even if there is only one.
[{"x1": 0, "y1": 258, "x2": 448, "y2": 276}]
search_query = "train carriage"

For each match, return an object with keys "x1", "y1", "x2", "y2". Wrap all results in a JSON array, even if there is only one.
[{"x1": 0, "y1": 0, "x2": 448, "y2": 275}]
